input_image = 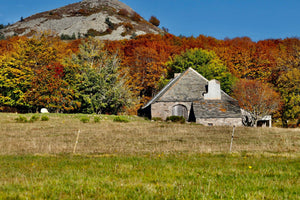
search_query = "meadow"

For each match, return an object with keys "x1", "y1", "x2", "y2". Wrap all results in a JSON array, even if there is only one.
[{"x1": 0, "y1": 113, "x2": 299, "y2": 199}]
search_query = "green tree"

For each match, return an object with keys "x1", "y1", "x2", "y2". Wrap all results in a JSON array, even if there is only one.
[
  {"x1": 277, "y1": 68, "x2": 300, "y2": 127},
  {"x1": 71, "y1": 37, "x2": 132, "y2": 114},
  {"x1": 166, "y1": 48, "x2": 236, "y2": 94},
  {"x1": 0, "y1": 55, "x2": 32, "y2": 111}
]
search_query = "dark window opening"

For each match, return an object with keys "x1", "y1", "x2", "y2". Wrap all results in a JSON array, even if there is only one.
[{"x1": 188, "y1": 105, "x2": 196, "y2": 122}]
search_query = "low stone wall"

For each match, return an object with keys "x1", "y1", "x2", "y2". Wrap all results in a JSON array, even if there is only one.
[{"x1": 196, "y1": 118, "x2": 243, "y2": 127}]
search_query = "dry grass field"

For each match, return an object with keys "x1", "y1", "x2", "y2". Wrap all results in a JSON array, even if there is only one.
[{"x1": 0, "y1": 113, "x2": 299, "y2": 155}]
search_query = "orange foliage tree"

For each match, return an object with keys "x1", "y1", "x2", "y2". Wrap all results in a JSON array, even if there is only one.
[
  {"x1": 24, "y1": 63, "x2": 78, "y2": 112},
  {"x1": 233, "y1": 79, "x2": 281, "y2": 126}
]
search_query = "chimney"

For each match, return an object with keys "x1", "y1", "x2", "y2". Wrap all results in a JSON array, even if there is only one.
[
  {"x1": 174, "y1": 73, "x2": 181, "y2": 78},
  {"x1": 204, "y1": 79, "x2": 221, "y2": 100}
]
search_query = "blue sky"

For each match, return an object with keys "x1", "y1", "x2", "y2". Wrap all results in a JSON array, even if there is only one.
[{"x1": 0, "y1": 0, "x2": 299, "y2": 41}]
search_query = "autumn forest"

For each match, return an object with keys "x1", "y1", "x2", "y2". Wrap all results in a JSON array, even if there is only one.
[{"x1": 0, "y1": 33, "x2": 299, "y2": 127}]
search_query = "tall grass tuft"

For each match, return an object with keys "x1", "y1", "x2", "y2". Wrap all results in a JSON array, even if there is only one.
[
  {"x1": 152, "y1": 117, "x2": 163, "y2": 122},
  {"x1": 41, "y1": 115, "x2": 49, "y2": 121},
  {"x1": 113, "y1": 116, "x2": 130, "y2": 123},
  {"x1": 94, "y1": 116, "x2": 101, "y2": 123},
  {"x1": 29, "y1": 115, "x2": 40, "y2": 123},
  {"x1": 15, "y1": 116, "x2": 28, "y2": 123},
  {"x1": 80, "y1": 116, "x2": 90, "y2": 123}
]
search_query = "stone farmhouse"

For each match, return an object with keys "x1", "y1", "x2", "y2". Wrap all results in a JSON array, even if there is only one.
[{"x1": 140, "y1": 67, "x2": 243, "y2": 126}]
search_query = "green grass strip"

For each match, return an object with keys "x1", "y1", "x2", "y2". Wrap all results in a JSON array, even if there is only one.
[{"x1": 0, "y1": 154, "x2": 299, "y2": 199}]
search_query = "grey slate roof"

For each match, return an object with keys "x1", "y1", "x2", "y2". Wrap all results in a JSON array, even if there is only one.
[
  {"x1": 143, "y1": 68, "x2": 208, "y2": 108},
  {"x1": 193, "y1": 98, "x2": 241, "y2": 119}
]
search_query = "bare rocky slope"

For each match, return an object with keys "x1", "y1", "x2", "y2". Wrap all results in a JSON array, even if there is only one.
[{"x1": 0, "y1": 0, "x2": 163, "y2": 40}]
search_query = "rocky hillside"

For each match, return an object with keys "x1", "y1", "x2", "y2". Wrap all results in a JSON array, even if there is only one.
[{"x1": 0, "y1": 0, "x2": 163, "y2": 40}]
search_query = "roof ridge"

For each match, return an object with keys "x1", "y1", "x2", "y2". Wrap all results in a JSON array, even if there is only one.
[{"x1": 188, "y1": 67, "x2": 209, "y2": 82}]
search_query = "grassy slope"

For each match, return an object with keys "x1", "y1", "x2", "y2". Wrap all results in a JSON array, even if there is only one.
[{"x1": 0, "y1": 113, "x2": 299, "y2": 199}]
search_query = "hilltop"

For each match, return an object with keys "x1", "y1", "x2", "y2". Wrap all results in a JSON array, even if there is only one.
[{"x1": 0, "y1": 0, "x2": 163, "y2": 40}]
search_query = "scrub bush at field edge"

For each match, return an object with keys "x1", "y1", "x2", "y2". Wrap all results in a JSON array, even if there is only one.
[
  {"x1": 113, "y1": 116, "x2": 130, "y2": 123},
  {"x1": 29, "y1": 115, "x2": 40, "y2": 123},
  {"x1": 80, "y1": 116, "x2": 90, "y2": 123},
  {"x1": 41, "y1": 115, "x2": 49, "y2": 121},
  {"x1": 15, "y1": 116, "x2": 28, "y2": 123},
  {"x1": 94, "y1": 116, "x2": 101, "y2": 123},
  {"x1": 166, "y1": 116, "x2": 186, "y2": 123}
]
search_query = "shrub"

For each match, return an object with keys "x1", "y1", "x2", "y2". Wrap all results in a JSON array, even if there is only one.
[
  {"x1": 123, "y1": 22, "x2": 133, "y2": 30},
  {"x1": 113, "y1": 116, "x2": 130, "y2": 123},
  {"x1": 152, "y1": 117, "x2": 163, "y2": 121},
  {"x1": 105, "y1": 17, "x2": 115, "y2": 30},
  {"x1": 131, "y1": 12, "x2": 142, "y2": 22},
  {"x1": 149, "y1": 16, "x2": 160, "y2": 27},
  {"x1": 86, "y1": 29, "x2": 102, "y2": 37},
  {"x1": 118, "y1": 9, "x2": 129, "y2": 17},
  {"x1": 131, "y1": 32, "x2": 137, "y2": 39},
  {"x1": 60, "y1": 33, "x2": 76, "y2": 40},
  {"x1": 162, "y1": 27, "x2": 169, "y2": 33},
  {"x1": 41, "y1": 116, "x2": 49, "y2": 121},
  {"x1": 80, "y1": 117, "x2": 90, "y2": 123},
  {"x1": 121, "y1": 32, "x2": 127, "y2": 37},
  {"x1": 106, "y1": 28, "x2": 113, "y2": 34},
  {"x1": 94, "y1": 116, "x2": 101, "y2": 123},
  {"x1": 29, "y1": 115, "x2": 40, "y2": 123},
  {"x1": 166, "y1": 116, "x2": 186, "y2": 124},
  {"x1": 15, "y1": 116, "x2": 28, "y2": 123},
  {"x1": 77, "y1": 8, "x2": 89, "y2": 16}
]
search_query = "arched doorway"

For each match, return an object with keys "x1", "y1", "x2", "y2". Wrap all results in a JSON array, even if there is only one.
[{"x1": 172, "y1": 104, "x2": 188, "y2": 120}]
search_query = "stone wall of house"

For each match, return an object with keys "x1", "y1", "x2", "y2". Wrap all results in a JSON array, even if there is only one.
[
  {"x1": 151, "y1": 102, "x2": 192, "y2": 120},
  {"x1": 152, "y1": 101, "x2": 242, "y2": 126},
  {"x1": 196, "y1": 118, "x2": 242, "y2": 126}
]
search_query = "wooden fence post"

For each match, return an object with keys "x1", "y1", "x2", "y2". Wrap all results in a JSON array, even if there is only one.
[
  {"x1": 230, "y1": 125, "x2": 235, "y2": 153},
  {"x1": 73, "y1": 130, "x2": 81, "y2": 154}
]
